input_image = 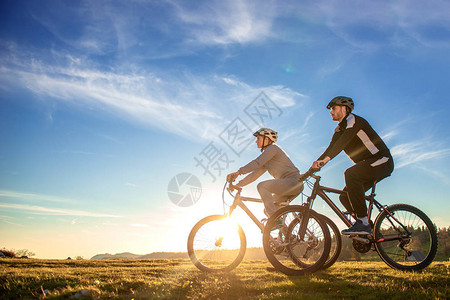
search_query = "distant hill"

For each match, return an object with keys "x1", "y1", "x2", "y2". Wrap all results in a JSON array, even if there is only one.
[
  {"x1": 91, "y1": 248, "x2": 267, "y2": 260},
  {"x1": 139, "y1": 252, "x2": 189, "y2": 259},
  {"x1": 91, "y1": 252, "x2": 188, "y2": 260}
]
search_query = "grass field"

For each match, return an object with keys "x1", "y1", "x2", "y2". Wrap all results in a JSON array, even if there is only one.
[{"x1": 1, "y1": 258, "x2": 448, "y2": 299}]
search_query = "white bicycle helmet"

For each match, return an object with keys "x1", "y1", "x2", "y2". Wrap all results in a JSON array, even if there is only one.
[{"x1": 253, "y1": 128, "x2": 278, "y2": 143}]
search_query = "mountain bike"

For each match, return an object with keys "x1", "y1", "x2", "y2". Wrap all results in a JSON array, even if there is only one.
[
  {"x1": 187, "y1": 181, "x2": 331, "y2": 275},
  {"x1": 296, "y1": 167, "x2": 438, "y2": 271}
]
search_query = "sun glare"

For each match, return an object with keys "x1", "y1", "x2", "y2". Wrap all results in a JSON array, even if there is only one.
[{"x1": 215, "y1": 217, "x2": 241, "y2": 250}]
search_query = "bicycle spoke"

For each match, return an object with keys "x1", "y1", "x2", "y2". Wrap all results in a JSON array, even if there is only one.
[
  {"x1": 188, "y1": 215, "x2": 246, "y2": 272},
  {"x1": 262, "y1": 206, "x2": 331, "y2": 275},
  {"x1": 374, "y1": 204, "x2": 437, "y2": 271}
]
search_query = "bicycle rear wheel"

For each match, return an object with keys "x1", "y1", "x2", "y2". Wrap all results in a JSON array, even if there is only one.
[
  {"x1": 187, "y1": 215, "x2": 246, "y2": 273},
  {"x1": 373, "y1": 204, "x2": 437, "y2": 271},
  {"x1": 262, "y1": 206, "x2": 331, "y2": 276}
]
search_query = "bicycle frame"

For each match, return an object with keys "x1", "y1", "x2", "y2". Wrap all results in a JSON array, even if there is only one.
[
  {"x1": 226, "y1": 188, "x2": 266, "y2": 232},
  {"x1": 225, "y1": 176, "x2": 412, "y2": 245},
  {"x1": 227, "y1": 186, "x2": 318, "y2": 243},
  {"x1": 306, "y1": 174, "x2": 358, "y2": 227},
  {"x1": 304, "y1": 174, "x2": 412, "y2": 242}
]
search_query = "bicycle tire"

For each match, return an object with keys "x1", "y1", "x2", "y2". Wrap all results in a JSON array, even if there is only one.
[
  {"x1": 187, "y1": 215, "x2": 246, "y2": 273},
  {"x1": 285, "y1": 213, "x2": 341, "y2": 270},
  {"x1": 373, "y1": 204, "x2": 437, "y2": 271},
  {"x1": 319, "y1": 214, "x2": 342, "y2": 269},
  {"x1": 262, "y1": 205, "x2": 331, "y2": 276}
]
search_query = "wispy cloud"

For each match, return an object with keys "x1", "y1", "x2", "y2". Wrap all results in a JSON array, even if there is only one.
[
  {"x1": 0, "y1": 190, "x2": 77, "y2": 204},
  {"x1": 0, "y1": 203, "x2": 122, "y2": 218},
  {"x1": 380, "y1": 130, "x2": 399, "y2": 143},
  {"x1": 26, "y1": 0, "x2": 278, "y2": 60},
  {"x1": 391, "y1": 141, "x2": 450, "y2": 168},
  {"x1": 170, "y1": 0, "x2": 449, "y2": 49},
  {"x1": 278, "y1": 111, "x2": 314, "y2": 144},
  {"x1": 314, "y1": 0, "x2": 450, "y2": 50},
  {"x1": 393, "y1": 0, "x2": 450, "y2": 48},
  {"x1": 130, "y1": 223, "x2": 148, "y2": 228},
  {"x1": 0, "y1": 190, "x2": 122, "y2": 218},
  {"x1": 170, "y1": 0, "x2": 277, "y2": 45},
  {"x1": 0, "y1": 46, "x2": 304, "y2": 142},
  {"x1": 414, "y1": 165, "x2": 450, "y2": 186},
  {"x1": 0, "y1": 214, "x2": 24, "y2": 226},
  {"x1": 24, "y1": 0, "x2": 450, "y2": 60}
]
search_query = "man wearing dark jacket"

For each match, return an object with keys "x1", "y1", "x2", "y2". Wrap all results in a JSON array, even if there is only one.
[{"x1": 312, "y1": 96, "x2": 394, "y2": 235}]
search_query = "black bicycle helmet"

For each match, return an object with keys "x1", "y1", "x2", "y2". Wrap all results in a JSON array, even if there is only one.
[{"x1": 327, "y1": 96, "x2": 354, "y2": 112}]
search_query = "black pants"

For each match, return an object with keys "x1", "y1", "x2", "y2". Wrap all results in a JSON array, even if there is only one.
[{"x1": 339, "y1": 155, "x2": 394, "y2": 218}]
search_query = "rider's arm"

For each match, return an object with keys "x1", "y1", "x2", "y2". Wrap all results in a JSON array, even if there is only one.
[
  {"x1": 238, "y1": 145, "x2": 277, "y2": 175},
  {"x1": 236, "y1": 167, "x2": 267, "y2": 187},
  {"x1": 318, "y1": 132, "x2": 340, "y2": 161},
  {"x1": 227, "y1": 146, "x2": 274, "y2": 183},
  {"x1": 318, "y1": 114, "x2": 361, "y2": 161}
]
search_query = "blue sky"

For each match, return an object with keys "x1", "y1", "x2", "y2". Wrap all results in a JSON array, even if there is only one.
[{"x1": 1, "y1": 0, "x2": 449, "y2": 259}]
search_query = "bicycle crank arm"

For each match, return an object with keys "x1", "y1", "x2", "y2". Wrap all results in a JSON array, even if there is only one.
[{"x1": 351, "y1": 236, "x2": 370, "y2": 244}]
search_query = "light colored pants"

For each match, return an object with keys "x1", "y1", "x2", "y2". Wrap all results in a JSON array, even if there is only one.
[{"x1": 257, "y1": 177, "x2": 303, "y2": 216}]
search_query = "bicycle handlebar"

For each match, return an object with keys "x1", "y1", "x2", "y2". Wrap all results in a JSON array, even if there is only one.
[
  {"x1": 227, "y1": 181, "x2": 242, "y2": 194},
  {"x1": 298, "y1": 167, "x2": 320, "y2": 182}
]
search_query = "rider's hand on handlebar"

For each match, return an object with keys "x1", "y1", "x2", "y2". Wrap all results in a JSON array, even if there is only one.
[
  {"x1": 311, "y1": 161, "x2": 323, "y2": 170},
  {"x1": 299, "y1": 158, "x2": 330, "y2": 182},
  {"x1": 226, "y1": 171, "x2": 239, "y2": 183},
  {"x1": 312, "y1": 157, "x2": 330, "y2": 170}
]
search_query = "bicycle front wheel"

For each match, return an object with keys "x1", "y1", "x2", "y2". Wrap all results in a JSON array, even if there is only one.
[
  {"x1": 187, "y1": 215, "x2": 246, "y2": 273},
  {"x1": 374, "y1": 204, "x2": 438, "y2": 271},
  {"x1": 319, "y1": 214, "x2": 342, "y2": 270},
  {"x1": 262, "y1": 206, "x2": 331, "y2": 276}
]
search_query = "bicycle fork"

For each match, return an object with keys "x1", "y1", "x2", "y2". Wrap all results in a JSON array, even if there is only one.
[{"x1": 296, "y1": 208, "x2": 310, "y2": 242}]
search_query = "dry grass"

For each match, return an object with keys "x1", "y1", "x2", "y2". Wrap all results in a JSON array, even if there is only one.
[{"x1": 1, "y1": 258, "x2": 449, "y2": 299}]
